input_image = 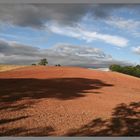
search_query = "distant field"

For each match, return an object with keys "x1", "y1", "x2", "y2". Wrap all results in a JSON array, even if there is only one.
[{"x1": 0, "y1": 65, "x2": 27, "y2": 72}]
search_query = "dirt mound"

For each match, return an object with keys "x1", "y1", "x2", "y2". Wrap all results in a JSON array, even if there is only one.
[{"x1": 0, "y1": 66, "x2": 140, "y2": 136}]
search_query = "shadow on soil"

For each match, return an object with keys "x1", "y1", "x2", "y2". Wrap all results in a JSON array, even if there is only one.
[
  {"x1": 0, "y1": 78, "x2": 139, "y2": 136},
  {"x1": 0, "y1": 77, "x2": 113, "y2": 103},
  {"x1": 65, "y1": 101, "x2": 140, "y2": 136},
  {"x1": 0, "y1": 116, "x2": 29, "y2": 125},
  {"x1": 0, "y1": 126, "x2": 55, "y2": 136},
  {"x1": 0, "y1": 77, "x2": 111, "y2": 136},
  {"x1": 0, "y1": 101, "x2": 139, "y2": 136},
  {"x1": 0, "y1": 77, "x2": 114, "y2": 136}
]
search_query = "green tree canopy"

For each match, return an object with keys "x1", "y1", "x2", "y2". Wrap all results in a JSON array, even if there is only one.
[{"x1": 38, "y1": 58, "x2": 48, "y2": 66}]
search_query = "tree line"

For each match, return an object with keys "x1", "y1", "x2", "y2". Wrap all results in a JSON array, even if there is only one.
[
  {"x1": 109, "y1": 64, "x2": 140, "y2": 78},
  {"x1": 32, "y1": 58, "x2": 61, "y2": 66}
]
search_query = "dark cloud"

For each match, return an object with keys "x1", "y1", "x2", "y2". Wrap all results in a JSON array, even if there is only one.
[
  {"x1": 0, "y1": 39, "x2": 132, "y2": 67},
  {"x1": 0, "y1": 4, "x2": 137, "y2": 28},
  {"x1": 0, "y1": 4, "x2": 90, "y2": 28},
  {"x1": 0, "y1": 39, "x2": 40, "y2": 56}
]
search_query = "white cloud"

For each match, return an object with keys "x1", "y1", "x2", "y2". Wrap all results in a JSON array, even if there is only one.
[
  {"x1": 106, "y1": 17, "x2": 140, "y2": 37},
  {"x1": 105, "y1": 17, "x2": 140, "y2": 37},
  {"x1": 0, "y1": 38, "x2": 131, "y2": 67},
  {"x1": 48, "y1": 24, "x2": 128, "y2": 47},
  {"x1": 44, "y1": 43, "x2": 131, "y2": 67},
  {"x1": 132, "y1": 46, "x2": 140, "y2": 54},
  {"x1": 106, "y1": 17, "x2": 140, "y2": 30}
]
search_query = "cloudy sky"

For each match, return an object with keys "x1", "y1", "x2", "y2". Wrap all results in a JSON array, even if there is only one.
[{"x1": 0, "y1": 4, "x2": 140, "y2": 68}]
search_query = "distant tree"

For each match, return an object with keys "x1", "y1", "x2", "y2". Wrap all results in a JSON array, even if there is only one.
[
  {"x1": 38, "y1": 58, "x2": 48, "y2": 66},
  {"x1": 109, "y1": 64, "x2": 140, "y2": 78},
  {"x1": 109, "y1": 64, "x2": 122, "y2": 72},
  {"x1": 136, "y1": 65, "x2": 140, "y2": 69},
  {"x1": 55, "y1": 64, "x2": 61, "y2": 67},
  {"x1": 31, "y1": 63, "x2": 36, "y2": 66}
]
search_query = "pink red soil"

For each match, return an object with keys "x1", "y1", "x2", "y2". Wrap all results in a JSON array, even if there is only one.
[{"x1": 0, "y1": 66, "x2": 140, "y2": 136}]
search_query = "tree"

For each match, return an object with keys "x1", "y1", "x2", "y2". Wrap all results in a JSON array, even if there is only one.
[
  {"x1": 38, "y1": 58, "x2": 48, "y2": 66},
  {"x1": 55, "y1": 64, "x2": 61, "y2": 67},
  {"x1": 136, "y1": 65, "x2": 140, "y2": 69},
  {"x1": 109, "y1": 64, "x2": 140, "y2": 78},
  {"x1": 109, "y1": 64, "x2": 122, "y2": 72}
]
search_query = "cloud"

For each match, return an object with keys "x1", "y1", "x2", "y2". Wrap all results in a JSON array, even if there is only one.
[
  {"x1": 45, "y1": 43, "x2": 131, "y2": 68},
  {"x1": 0, "y1": 54, "x2": 41, "y2": 65},
  {"x1": 0, "y1": 39, "x2": 131, "y2": 67},
  {"x1": 106, "y1": 17, "x2": 140, "y2": 31},
  {"x1": 0, "y1": 39, "x2": 44, "y2": 64},
  {"x1": 132, "y1": 46, "x2": 140, "y2": 55},
  {"x1": 0, "y1": 4, "x2": 135, "y2": 28},
  {"x1": 0, "y1": 4, "x2": 90, "y2": 28},
  {"x1": 0, "y1": 39, "x2": 41, "y2": 56},
  {"x1": 105, "y1": 17, "x2": 140, "y2": 38},
  {"x1": 49, "y1": 24, "x2": 128, "y2": 47}
]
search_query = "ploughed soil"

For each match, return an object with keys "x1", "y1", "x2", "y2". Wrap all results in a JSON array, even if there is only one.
[
  {"x1": 0, "y1": 65, "x2": 27, "y2": 72},
  {"x1": 0, "y1": 66, "x2": 140, "y2": 136}
]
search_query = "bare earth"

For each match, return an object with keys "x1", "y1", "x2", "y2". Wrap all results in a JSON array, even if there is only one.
[
  {"x1": 0, "y1": 65, "x2": 27, "y2": 72},
  {"x1": 0, "y1": 66, "x2": 140, "y2": 136}
]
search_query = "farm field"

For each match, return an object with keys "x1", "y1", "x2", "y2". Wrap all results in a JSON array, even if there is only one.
[
  {"x1": 0, "y1": 65, "x2": 27, "y2": 72},
  {"x1": 0, "y1": 66, "x2": 140, "y2": 136}
]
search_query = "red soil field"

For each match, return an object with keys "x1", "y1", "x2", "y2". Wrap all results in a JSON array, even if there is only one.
[{"x1": 0, "y1": 66, "x2": 140, "y2": 136}]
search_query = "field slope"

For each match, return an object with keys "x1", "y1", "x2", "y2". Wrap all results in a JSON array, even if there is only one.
[
  {"x1": 0, "y1": 65, "x2": 27, "y2": 72},
  {"x1": 0, "y1": 66, "x2": 140, "y2": 136}
]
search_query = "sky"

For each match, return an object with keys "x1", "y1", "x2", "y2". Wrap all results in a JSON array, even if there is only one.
[{"x1": 0, "y1": 4, "x2": 140, "y2": 68}]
